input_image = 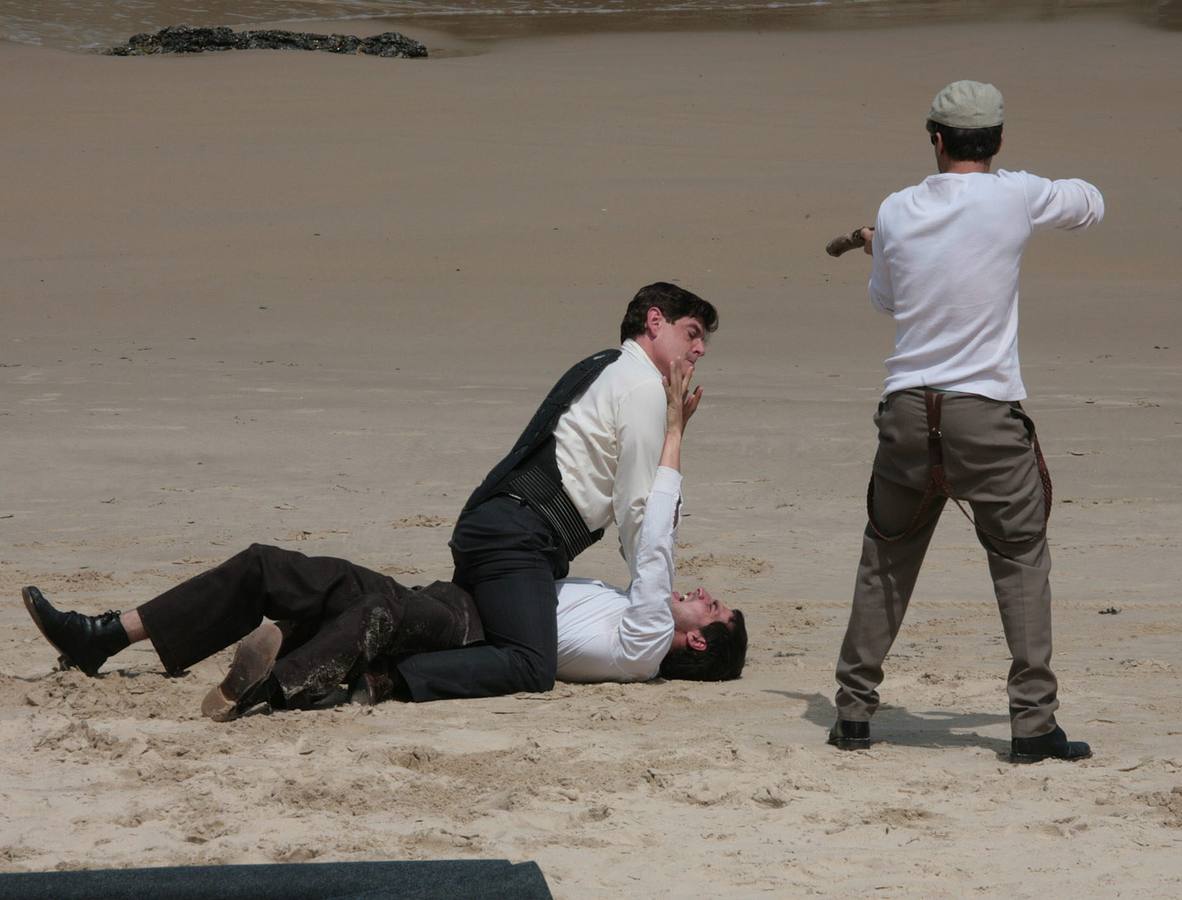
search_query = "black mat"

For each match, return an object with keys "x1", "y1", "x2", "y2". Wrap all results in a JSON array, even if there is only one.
[{"x1": 0, "y1": 859, "x2": 552, "y2": 900}]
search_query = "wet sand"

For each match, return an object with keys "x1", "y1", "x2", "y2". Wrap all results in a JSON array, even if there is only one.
[
  {"x1": 4, "y1": 0, "x2": 1178, "y2": 53},
  {"x1": 2, "y1": 15, "x2": 1181, "y2": 898}
]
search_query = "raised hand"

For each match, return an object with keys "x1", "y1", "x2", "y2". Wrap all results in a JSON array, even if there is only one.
[{"x1": 664, "y1": 358, "x2": 703, "y2": 437}]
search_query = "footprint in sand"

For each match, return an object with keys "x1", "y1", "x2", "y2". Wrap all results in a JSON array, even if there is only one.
[
  {"x1": 677, "y1": 553, "x2": 770, "y2": 577},
  {"x1": 391, "y1": 515, "x2": 452, "y2": 529},
  {"x1": 282, "y1": 529, "x2": 350, "y2": 542}
]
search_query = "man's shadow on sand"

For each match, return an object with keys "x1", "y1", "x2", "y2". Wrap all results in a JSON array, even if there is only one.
[{"x1": 771, "y1": 690, "x2": 1011, "y2": 756}]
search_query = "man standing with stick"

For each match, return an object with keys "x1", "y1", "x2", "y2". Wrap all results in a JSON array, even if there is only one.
[{"x1": 827, "y1": 81, "x2": 1103, "y2": 763}]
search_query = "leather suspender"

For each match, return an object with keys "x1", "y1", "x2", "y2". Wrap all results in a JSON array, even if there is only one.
[{"x1": 866, "y1": 390, "x2": 1053, "y2": 544}]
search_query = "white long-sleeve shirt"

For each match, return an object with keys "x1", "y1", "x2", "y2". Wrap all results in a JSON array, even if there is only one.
[
  {"x1": 553, "y1": 339, "x2": 666, "y2": 574},
  {"x1": 555, "y1": 466, "x2": 681, "y2": 683},
  {"x1": 870, "y1": 169, "x2": 1104, "y2": 401}
]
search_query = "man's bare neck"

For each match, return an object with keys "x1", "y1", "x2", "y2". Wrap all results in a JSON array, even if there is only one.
[
  {"x1": 939, "y1": 159, "x2": 992, "y2": 175},
  {"x1": 631, "y1": 334, "x2": 660, "y2": 368}
]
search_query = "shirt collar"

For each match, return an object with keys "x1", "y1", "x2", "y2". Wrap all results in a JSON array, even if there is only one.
[{"x1": 621, "y1": 339, "x2": 661, "y2": 377}]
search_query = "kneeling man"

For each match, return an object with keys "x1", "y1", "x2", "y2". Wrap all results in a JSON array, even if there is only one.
[{"x1": 22, "y1": 361, "x2": 746, "y2": 718}]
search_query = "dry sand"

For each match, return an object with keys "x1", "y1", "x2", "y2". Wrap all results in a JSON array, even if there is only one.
[{"x1": 2, "y1": 15, "x2": 1181, "y2": 897}]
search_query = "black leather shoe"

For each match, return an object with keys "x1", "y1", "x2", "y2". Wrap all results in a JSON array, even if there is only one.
[
  {"x1": 1010, "y1": 726, "x2": 1092, "y2": 764},
  {"x1": 21, "y1": 586, "x2": 129, "y2": 676},
  {"x1": 827, "y1": 719, "x2": 871, "y2": 751},
  {"x1": 349, "y1": 669, "x2": 391, "y2": 706},
  {"x1": 348, "y1": 658, "x2": 415, "y2": 706}
]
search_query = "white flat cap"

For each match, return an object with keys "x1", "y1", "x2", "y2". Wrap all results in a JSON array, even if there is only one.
[{"x1": 928, "y1": 80, "x2": 1004, "y2": 129}]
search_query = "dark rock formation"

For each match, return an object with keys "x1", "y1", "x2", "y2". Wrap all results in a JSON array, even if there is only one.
[{"x1": 105, "y1": 25, "x2": 427, "y2": 58}]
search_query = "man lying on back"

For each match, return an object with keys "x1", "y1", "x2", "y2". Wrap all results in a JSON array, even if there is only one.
[{"x1": 22, "y1": 360, "x2": 747, "y2": 718}]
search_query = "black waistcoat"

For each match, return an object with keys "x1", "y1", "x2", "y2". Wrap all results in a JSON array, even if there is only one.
[{"x1": 461, "y1": 348, "x2": 622, "y2": 558}]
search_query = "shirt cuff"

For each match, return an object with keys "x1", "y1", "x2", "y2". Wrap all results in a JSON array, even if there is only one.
[{"x1": 651, "y1": 466, "x2": 682, "y2": 495}]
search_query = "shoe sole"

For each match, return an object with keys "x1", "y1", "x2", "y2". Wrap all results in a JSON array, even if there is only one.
[
  {"x1": 1010, "y1": 748, "x2": 1093, "y2": 764},
  {"x1": 201, "y1": 622, "x2": 283, "y2": 722},
  {"x1": 21, "y1": 586, "x2": 95, "y2": 676},
  {"x1": 827, "y1": 737, "x2": 871, "y2": 751}
]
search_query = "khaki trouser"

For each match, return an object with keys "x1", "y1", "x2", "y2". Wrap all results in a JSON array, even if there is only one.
[{"x1": 834, "y1": 389, "x2": 1060, "y2": 739}]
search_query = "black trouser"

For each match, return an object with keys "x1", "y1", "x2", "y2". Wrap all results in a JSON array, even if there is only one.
[
  {"x1": 273, "y1": 594, "x2": 405, "y2": 701},
  {"x1": 138, "y1": 543, "x2": 411, "y2": 697},
  {"x1": 395, "y1": 496, "x2": 567, "y2": 701}
]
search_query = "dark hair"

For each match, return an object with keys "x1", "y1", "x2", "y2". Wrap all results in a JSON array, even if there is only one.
[
  {"x1": 619, "y1": 282, "x2": 719, "y2": 344},
  {"x1": 658, "y1": 609, "x2": 747, "y2": 682},
  {"x1": 926, "y1": 119, "x2": 1003, "y2": 162}
]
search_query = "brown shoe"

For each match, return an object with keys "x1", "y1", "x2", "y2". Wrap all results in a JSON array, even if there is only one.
[{"x1": 201, "y1": 621, "x2": 283, "y2": 722}]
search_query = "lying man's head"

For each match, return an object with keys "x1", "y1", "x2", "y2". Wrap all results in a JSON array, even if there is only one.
[{"x1": 660, "y1": 587, "x2": 748, "y2": 682}]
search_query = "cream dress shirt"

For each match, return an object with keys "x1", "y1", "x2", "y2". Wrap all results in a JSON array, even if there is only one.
[
  {"x1": 555, "y1": 467, "x2": 681, "y2": 683},
  {"x1": 553, "y1": 339, "x2": 667, "y2": 574}
]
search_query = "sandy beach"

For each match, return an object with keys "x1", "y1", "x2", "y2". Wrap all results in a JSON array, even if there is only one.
[{"x1": 2, "y1": 10, "x2": 1180, "y2": 896}]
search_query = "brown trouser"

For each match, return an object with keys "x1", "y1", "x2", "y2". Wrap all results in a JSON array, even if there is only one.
[{"x1": 834, "y1": 389, "x2": 1060, "y2": 739}]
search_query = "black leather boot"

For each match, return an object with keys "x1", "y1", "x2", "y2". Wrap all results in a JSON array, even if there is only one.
[
  {"x1": 22, "y1": 586, "x2": 129, "y2": 676},
  {"x1": 349, "y1": 659, "x2": 412, "y2": 705},
  {"x1": 827, "y1": 719, "x2": 871, "y2": 751},
  {"x1": 1010, "y1": 726, "x2": 1092, "y2": 764}
]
